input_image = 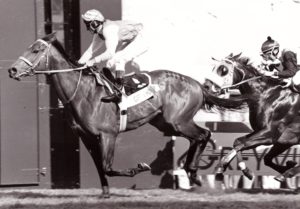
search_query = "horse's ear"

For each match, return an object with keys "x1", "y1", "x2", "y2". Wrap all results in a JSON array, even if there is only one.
[
  {"x1": 49, "y1": 32, "x2": 57, "y2": 42},
  {"x1": 233, "y1": 52, "x2": 242, "y2": 59},
  {"x1": 43, "y1": 32, "x2": 57, "y2": 42},
  {"x1": 227, "y1": 53, "x2": 233, "y2": 58},
  {"x1": 211, "y1": 57, "x2": 219, "y2": 61},
  {"x1": 238, "y1": 56, "x2": 250, "y2": 65}
]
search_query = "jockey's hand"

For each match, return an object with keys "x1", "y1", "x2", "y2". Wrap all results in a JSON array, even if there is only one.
[
  {"x1": 78, "y1": 59, "x2": 85, "y2": 65},
  {"x1": 262, "y1": 70, "x2": 279, "y2": 79},
  {"x1": 85, "y1": 59, "x2": 96, "y2": 67},
  {"x1": 261, "y1": 59, "x2": 274, "y2": 66}
]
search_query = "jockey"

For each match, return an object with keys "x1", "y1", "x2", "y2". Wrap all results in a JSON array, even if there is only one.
[
  {"x1": 259, "y1": 36, "x2": 300, "y2": 87},
  {"x1": 79, "y1": 9, "x2": 146, "y2": 103}
]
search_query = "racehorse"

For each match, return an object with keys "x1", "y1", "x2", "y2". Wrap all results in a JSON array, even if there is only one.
[
  {"x1": 8, "y1": 33, "x2": 247, "y2": 197},
  {"x1": 204, "y1": 53, "x2": 300, "y2": 182}
]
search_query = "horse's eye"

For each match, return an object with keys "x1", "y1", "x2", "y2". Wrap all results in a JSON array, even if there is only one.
[
  {"x1": 217, "y1": 65, "x2": 229, "y2": 76},
  {"x1": 31, "y1": 49, "x2": 39, "y2": 53},
  {"x1": 31, "y1": 46, "x2": 40, "y2": 53},
  {"x1": 31, "y1": 43, "x2": 45, "y2": 53}
]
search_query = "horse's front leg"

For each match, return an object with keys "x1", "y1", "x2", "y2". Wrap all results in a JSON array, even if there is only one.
[
  {"x1": 235, "y1": 150, "x2": 255, "y2": 180},
  {"x1": 215, "y1": 132, "x2": 255, "y2": 177},
  {"x1": 99, "y1": 133, "x2": 151, "y2": 178},
  {"x1": 215, "y1": 136, "x2": 247, "y2": 179},
  {"x1": 264, "y1": 144, "x2": 295, "y2": 174},
  {"x1": 215, "y1": 130, "x2": 272, "y2": 180},
  {"x1": 275, "y1": 165, "x2": 300, "y2": 183},
  {"x1": 80, "y1": 134, "x2": 110, "y2": 198}
]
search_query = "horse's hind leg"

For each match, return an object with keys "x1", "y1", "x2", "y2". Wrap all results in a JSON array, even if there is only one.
[{"x1": 177, "y1": 122, "x2": 211, "y2": 186}]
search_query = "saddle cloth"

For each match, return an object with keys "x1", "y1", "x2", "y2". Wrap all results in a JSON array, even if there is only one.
[
  {"x1": 93, "y1": 68, "x2": 160, "y2": 132},
  {"x1": 123, "y1": 73, "x2": 149, "y2": 95},
  {"x1": 118, "y1": 73, "x2": 160, "y2": 132}
]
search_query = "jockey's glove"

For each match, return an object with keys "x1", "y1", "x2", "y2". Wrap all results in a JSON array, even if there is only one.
[{"x1": 85, "y1": 58, "x2": 96, "y2": 67}]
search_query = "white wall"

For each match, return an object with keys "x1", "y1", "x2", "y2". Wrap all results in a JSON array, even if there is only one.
[{"x1": 122, "y1": 0, "x2": 300, "y2": 82}]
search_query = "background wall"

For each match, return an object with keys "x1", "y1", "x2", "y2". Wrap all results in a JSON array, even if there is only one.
[{"x1": 122, "y1": 0, "x2": 300, "y2": 82}]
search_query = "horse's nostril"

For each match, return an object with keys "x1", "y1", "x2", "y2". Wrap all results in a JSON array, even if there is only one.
[{"x1": 8, "y1": 67, "x2": 17, "y2": 74}]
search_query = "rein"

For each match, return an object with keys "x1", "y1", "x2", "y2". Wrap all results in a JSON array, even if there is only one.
[
  {"x1": 18, "y1": 39, "x2": 87, "y2": 104},
  {"x1": 221, "y1": 75, "x2": 262, "y2": 90}
]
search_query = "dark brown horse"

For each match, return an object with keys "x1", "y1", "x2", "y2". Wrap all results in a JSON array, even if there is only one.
[
  {"x1": 8, "y1": 33, "x2": 247, "y2": 197},
  {"x1": 204, "y1": 53, "x2": 300, "y2": 182}
]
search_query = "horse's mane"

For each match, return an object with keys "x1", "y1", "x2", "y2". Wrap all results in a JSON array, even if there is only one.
[
  {"x1": 230, "y1": 53, "x2": 260, "y2": 77},
  {"x1": 42, "y1": 33, "x2": 81, "y2": 68}
]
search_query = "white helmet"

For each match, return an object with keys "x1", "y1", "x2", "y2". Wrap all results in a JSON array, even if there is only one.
[{"x1": 82, "y1": 9, "x2": 105, "y2": 22}]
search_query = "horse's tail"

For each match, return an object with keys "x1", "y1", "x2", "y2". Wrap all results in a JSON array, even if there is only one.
[{"x1": 201, "y1": 87, "x2": 248, "y2": 111}]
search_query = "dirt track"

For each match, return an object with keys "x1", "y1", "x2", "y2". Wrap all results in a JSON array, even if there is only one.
[{"x1": 0, "y1": 188, "x2": 299, "y2": 209}]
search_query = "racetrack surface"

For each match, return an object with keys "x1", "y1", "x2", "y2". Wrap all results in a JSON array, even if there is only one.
[{"x1": 0, "y1": 188, "x2": 299, "y2": 209}]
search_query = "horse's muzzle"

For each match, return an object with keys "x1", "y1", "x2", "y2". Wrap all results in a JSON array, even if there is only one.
[
  {"x1": 8, "y1": 67, "x2": 21, "y2": 80},
  {"x1": 203, "y1": 79, "x2": 222, "y2": 95}
]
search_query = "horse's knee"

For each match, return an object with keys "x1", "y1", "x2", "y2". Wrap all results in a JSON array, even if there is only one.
[
  {"x1": 199, "y1": 129, "x2": 211, "y2": 143},
  {"x1": 233, "y1": 137, "x2": 244, "y2": 148},
  {"x1": 104, "y1": 168, "x2": 114, "y2": 177}
]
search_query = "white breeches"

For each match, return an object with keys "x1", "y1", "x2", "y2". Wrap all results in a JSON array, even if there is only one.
[
  {"x1": 292, "y1": 70, "x2": 300, "y2": 86},
  {"x1": 106, "y1": 31, "x2": 149, "y2": 72}
]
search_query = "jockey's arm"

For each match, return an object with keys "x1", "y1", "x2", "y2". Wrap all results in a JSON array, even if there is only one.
[
  {"x1": 93, "y1": 25, "x2": 119, "y2": 63},
  {"x1": 276, "y1": 51, "x2": 298, "y2": 78},
  {"x1": 78, "y1": 34, "x2": 104, "y2": 64}
]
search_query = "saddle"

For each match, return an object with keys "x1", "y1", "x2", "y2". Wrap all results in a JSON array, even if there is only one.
[{"x1": 100, "y1": 67, "x2": 150, "y2": 96}]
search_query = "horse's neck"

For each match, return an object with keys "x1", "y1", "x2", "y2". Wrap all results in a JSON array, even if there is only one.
[
  {"x1": 49, "y1": 51, "x2": 91, "y2": 104},
  {"x1": 51, "y1": 71, "x2": 80, "y2": 103}
]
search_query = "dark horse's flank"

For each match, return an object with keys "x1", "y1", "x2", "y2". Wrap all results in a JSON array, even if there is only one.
[
  {"x1": 8, "y1": 33, "x2": 247, "y2": 197},
  {"x1": 205, "y1": 53, "x2": 300, "y2": 182}
]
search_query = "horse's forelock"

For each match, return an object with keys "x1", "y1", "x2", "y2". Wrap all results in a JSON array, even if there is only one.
[{"x1": 42, "y1": 32, "x2": 57, "y2": 43}]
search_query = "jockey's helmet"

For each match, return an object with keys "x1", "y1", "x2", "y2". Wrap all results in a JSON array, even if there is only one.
[
  {"x1": 82, "y1": 9, "x2": 105, "y2": 22},
  {"x1": 82, "y1": 9, "x2": 105, "y2": 33},
  {"x1": 261, "y1": 36, "x2": 280, "y2": 57}
]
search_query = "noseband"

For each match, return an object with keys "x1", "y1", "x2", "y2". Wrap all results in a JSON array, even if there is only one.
[{"x1": 17, "y1": 39, "x2": 86, "y2": 103}]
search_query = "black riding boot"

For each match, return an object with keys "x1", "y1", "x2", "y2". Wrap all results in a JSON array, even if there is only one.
[{"x1": 101, "y1": 71, "x2": 124, "y2": 103}]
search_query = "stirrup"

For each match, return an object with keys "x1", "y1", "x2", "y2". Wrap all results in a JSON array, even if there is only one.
[{"x1": 101, "y1": 92, "x2": 122, "y2": 103}]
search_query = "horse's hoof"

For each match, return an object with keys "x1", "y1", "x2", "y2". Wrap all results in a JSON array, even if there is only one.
[
  {"x1": 190, "y1": 173, "x2": 202, "y2": 187},
  {"x1": 274, "y1": 175, "x2": 286, "y2": 183},
  {"x1": 138, "y1": 162, "x2": 151, "y2": 171},
  {"x1": 242, "y1": 168, "x2": 254, "y2": 180},
  {"x1": 215, "y1": 163, "x2": 225, "y2": 174},
  {"x1": 101, "y1": 186, "x2": 110, "y2": 198},
  {"x1": 286, "y1": 161, "x2": 297, "y2": 169},
  {"x1": 215, "y1": 173, "x2": 224, "y2": 181},
  {"x1": 215, "y1": 166, "x2": 224, "y2": 175},
  {"x1": 101, "y1": 193, "x2": 110, "y2": 198}
]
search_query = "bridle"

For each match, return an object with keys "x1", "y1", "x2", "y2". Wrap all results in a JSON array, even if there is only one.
[
  {"x1": 217, "y1": 58, "x2": 262, "y2": 90},
  {"x1": 18, "y1": 39, "x2": 86, "y2": 103}
]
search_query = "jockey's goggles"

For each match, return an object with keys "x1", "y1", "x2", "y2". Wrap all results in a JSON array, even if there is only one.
[
  {"x1": 260, "y1": 47, "x2": 279, "y2": 59},
  {"x1": 83, "y1": 20, "x2": 102, "y2": 32}
]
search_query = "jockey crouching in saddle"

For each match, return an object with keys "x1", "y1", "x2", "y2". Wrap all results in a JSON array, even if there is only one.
[
  {"x1": 258, "y1": 36, "x2": 300, "y2": 90},
  {"x1": 78, "y1": 9, "x2": 146, "y2": 103}
]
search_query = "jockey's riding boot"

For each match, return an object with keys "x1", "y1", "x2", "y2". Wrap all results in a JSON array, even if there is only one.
[{"x1": 101, "y1": 71, "x2": 124, "y2": 103}]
